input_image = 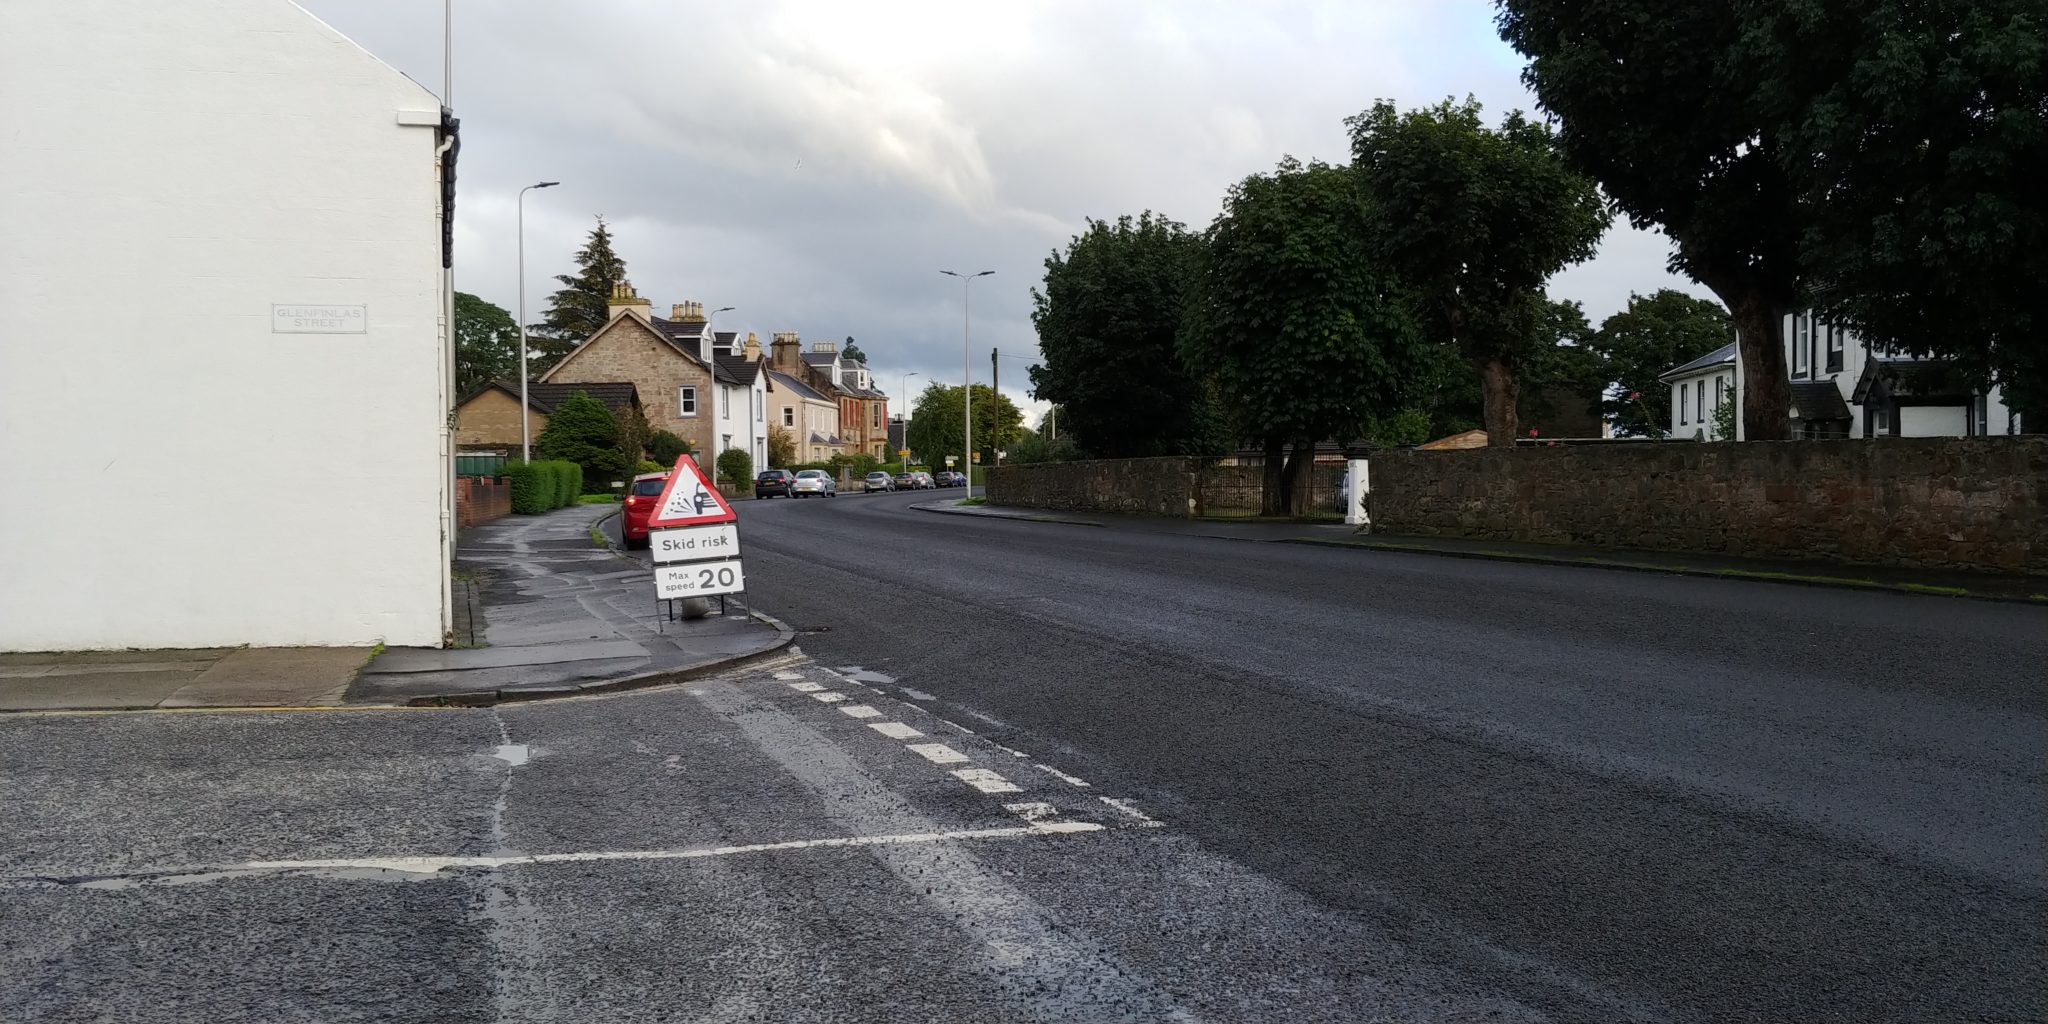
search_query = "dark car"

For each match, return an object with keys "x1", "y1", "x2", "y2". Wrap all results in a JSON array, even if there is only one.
[
  {"x1": 755, "y1": 469, "x2": 795, "y2": 499},
  {"x1": 936, "y1": 471, "x2": 967, "y2": 487}
]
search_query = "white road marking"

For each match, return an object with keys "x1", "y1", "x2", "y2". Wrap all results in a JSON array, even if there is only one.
[
  {"x1": 1004, "y1": 801, "x2": 1059, "y2": 824},
  {"x1": 952, "y1": 768, "x2": 1022, "y2": 794},
  {"x1": 868, "y1": 722, "x2": 923, "y2": 739},
  {"x1": 810, "y1": 691, "x2": 849, "y2": 703},
  {"x1": 901, "y1": 686, "x2": 938, "y2": 701},
  {"x1": 934, "y1": 717, "x2": 978, "y2": 735},
  {"x1": 1033, "y1": 764, "x2": 1091, "y2": 788},
  {"x1": 772, "y1": 671, "x2": 804, "y2": 681},
  {"x1": 907, "y1": 742, "x2": 969, "y2": 765},
  {"x1": 838, "y1": 704, "x2": 883, "y2": 719},
  {"x1": 994, "y1": 743, "x2": 1033, "y2": 759},
  {"x1": 1099, "y1": 796, "x2": 1164, "y2": 826},
  {"x1": 787, "y1": 681, "x2": 825, "y2": 692},
  {"x1": 963, "y1": 709, "x2": 1010, "y2": 729}
]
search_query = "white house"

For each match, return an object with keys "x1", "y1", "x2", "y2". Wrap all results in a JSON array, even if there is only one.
[
  {"x1": 1661, "y1": 311, "x2": 2020, "y2": 440},
  {"x1": 713, "y1": 333, "x2": 770, "y2": 475},
  {"x1": 0, "y1": 0, "x2": 453, "y2": 650}
]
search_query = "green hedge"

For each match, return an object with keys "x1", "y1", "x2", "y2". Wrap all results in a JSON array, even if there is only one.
[{"x1": 504, "y1": 459, "x2": 584, "y2": 514}]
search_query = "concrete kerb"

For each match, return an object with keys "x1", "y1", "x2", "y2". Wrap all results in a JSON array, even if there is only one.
[
  {"x1": 909, "y1": 500, "x2": 1104, "y2": 527},
  {"x1": 1280, "y1": 537, "x2": 2048, "y2": 606}
]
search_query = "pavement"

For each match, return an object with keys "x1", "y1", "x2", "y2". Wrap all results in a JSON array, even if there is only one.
[
  {"x1": 0, "y1": 647, "x2": 369, "y2": 711},
  {"x1": 0, "y1": 504, "x2": 788, "y2": 712},
  {"x1": 1, "y1": 488, "x2": 2041, "y2": 1021},
  {"x1": 918, "y1": 496, "x2": 2048, "y2": 602},
  {"x1": 351, "y1": 503, "x2": 789, "y2": 705}
]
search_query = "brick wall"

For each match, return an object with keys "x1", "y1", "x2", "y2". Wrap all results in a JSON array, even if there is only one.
[
  {"x1": 1369, "y1": 437, "x2": 2048, "y2": 574},
  {"x1": 986, "y1": 458, "x2": 1345, "y2": 518},
  {"x1": 455, "y1": 475, "x2": 511, "y2": 530}
]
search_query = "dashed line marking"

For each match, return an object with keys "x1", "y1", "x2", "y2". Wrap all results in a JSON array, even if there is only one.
[
  {"x1": 773, "y1": 672, "x2": 804, "y2": 681},
  {"x1": 838, "y1": 705, "x2": 884, "y2": 719},
  {"x1": 994, "y1": 743, "x2": 1033, "y2": 760},
  {"x1": 868, "y1": 721, "x2": 924, "y2": 740},
  {"x1": 1033, "y1": 764, "x2": 1091, "y2": 788},
  {"x1": 810, "y1": 692, "x2": 849, "y2": 703},
  {"x1": 962, "y1": 709, "x2": 1010, "y2": 729},
  {"x1": 952, "y1": 768, "x2": 1022, "y2": 794},
  {"x1": 907, "y1": 743, "x2": 969, "y2": 765},
  {"x1": 787, "y1": 681, "x2": 826, "y2": 693},
  {"x1": 1099, "y1": 797, "x2": 1163, "y2": 826},
  {"x1": 934, "y1": 717, "x2": 978, "y2": 735},
  {"x1": 901, "y1": 686, "x2": 938, "y2": 701}
]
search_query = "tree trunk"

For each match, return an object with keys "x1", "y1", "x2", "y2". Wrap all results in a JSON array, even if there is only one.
[
  {"x1": 1478, "y1": 357, "x2": 1521, "y2": 447},
  {"x1": 1259, "y1": 437, "x2": 1287, "y2": 517},
  {"x1": 1288, "y1": 439, "x2": 1316, "y2": 514},
  {"x1": 1273, "y1": 438, "x2": 1311, "y2": 517},
  {"x1": 1727, "y1": 294, "x2": 1793, "y2": 441}
]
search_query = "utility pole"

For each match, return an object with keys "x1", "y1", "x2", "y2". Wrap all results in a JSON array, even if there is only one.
[{"x1": 991, "y1": 347, "x2": 999, "y2": 399}]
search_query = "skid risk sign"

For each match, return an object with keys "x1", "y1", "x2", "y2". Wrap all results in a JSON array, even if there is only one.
[
  {"x1": 646, "y1": 455, "x2": 735, "y2": 528},
  {"x1": 651, "y1": 524, "x2": 739, "y2": 564}
]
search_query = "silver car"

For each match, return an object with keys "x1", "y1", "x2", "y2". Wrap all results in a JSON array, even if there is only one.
[{"x1": 791, "y1": 469, "x2": 837, "y2": 497}]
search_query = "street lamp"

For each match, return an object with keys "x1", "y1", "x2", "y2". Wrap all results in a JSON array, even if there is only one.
[
  {"x1": 899, "y1": 371, "x2": 920, "y2": 468},
  {"x1": 941, "y1": 270, "x2": 993, "y2": 489},
  {"x1": 516, "y1": 180, "x2": 559, "y2": 462}
]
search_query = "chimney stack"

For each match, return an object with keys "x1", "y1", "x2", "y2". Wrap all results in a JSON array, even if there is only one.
[
  {"x1": 743, "y1": 332, "x2": 763, "y2": 362},
  {"x1": 811, "y1": 340, "x2": 838, "y2": 354},
  {"x1": 607, "y1": 280, "x2": 651, "y2": 322},
  {"x1": 771, "y1": 331, "x2": 801, "y2": 372},
  {"x1": 670, "y1": 300, "x2": 706, "y2": 323}
]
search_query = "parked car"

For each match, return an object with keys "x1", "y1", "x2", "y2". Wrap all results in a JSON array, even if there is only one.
[
  {"x1": 911, "y1": 471, "x2": 936, "y2": 489},
  {"x1": 792, "y1": 469, "x2": 837, "y2": 497},
  {"x1": 935, "y1": 471, "x2": 966, "y2": 487},
  {"x1": 621, "y1": 471, "x2": 667, "y2": 548},
  {"x1": 755, "y1": 469, "x2": 795, "y2": 499},
  {"x1": 866, "y1": 471, "x2": 897, "y2": 493},
  {"x1": 890, "y1": 471, "x2": 916, "y2": 490}
]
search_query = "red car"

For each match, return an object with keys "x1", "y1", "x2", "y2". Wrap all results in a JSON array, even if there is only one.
[{"x1": 620, "y1": 471, "x2": 667, "y2": 548}]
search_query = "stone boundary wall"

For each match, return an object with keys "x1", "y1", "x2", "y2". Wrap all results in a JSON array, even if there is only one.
[
  {"x1": 1369, "y1": 437, "x2": 2048, "y2": 575},
  {"x1": 986, "y1": 457, "x2": 1344, "y2": 518}
]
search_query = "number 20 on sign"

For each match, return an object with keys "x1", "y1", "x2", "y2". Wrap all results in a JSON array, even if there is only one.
[{"x1": 654, "y1": 560, "x2": 745, "y2": 599}]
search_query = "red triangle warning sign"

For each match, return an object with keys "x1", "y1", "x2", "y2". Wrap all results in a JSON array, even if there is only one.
[{"x1": 646, "y1": 455, "x2": 737, "y2": 527}]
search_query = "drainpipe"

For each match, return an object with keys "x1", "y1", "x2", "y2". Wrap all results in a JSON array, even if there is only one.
[{"x1": 436, "y1": 115, "x2": 459, "y2": 645}]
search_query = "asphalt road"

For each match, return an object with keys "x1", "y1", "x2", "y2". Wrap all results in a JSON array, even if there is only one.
[{"x1": 3, "y1": 490, "x2": 2041, "y2": 1022}]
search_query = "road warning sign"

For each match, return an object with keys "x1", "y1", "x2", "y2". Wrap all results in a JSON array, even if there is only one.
[{"x1": 645, "y1": 455, "x2": 736, "y2": 528}]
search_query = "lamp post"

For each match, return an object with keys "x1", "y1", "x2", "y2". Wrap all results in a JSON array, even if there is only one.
[
  {"x1": 941, "y1": 270, "x2": 993, "y2": 490},
  {"x1": 899, "y1": 371, "x2": 920, "y2": 471},
  {"x1": 516, "y1": 180, "x2": 559, "y2": 462}
]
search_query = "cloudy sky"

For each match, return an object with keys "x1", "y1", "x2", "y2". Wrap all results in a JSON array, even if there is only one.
[{"x1": 304, "y1": 0, "x2": 1711, "y2": 425}]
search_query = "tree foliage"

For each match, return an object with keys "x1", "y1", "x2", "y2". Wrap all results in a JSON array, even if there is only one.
[
  {"x1": 454, "y1": 291, "x2": 519, "y2": 396},
  {"x1": 1587, "y1": 290, "x2": 1733, "y2": 437},
  {"x1": 1349, "y1": 97, "x2": 1608, "y2": 446},
  {"x1": 648, "y1": 430, "x2": 691, "y2": 464},
  {"x1": 1029, "y1": 213, "x2": 1226, "y2": 458},
  {"x1": 904, "y1": 382, "x2": 1025, "y2": 468},
  {"x1": 531, "y1": 215, "x2": 628, "y2": 375},
  {"x1": 715, "y1": 447, "x2": 753, "y2": 489},
  {"x1": 766, "y1": 425, "x2": 797, "y2": 468},
  {"x1": 537, "y1": 391, "x2": 628, "y2": 492},
  {"x1": 1738, "y1": 0, "x2": 2047, "y2": 424},
  {"x1": 1181, "y1": 157, "x2": 1426, "y2": 514},
  {"x1": 841, "y1": 338, "x2": 867, "y2": 365}
]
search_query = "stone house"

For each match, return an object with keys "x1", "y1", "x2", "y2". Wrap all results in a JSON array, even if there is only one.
[
  {"x1": 767, "y1": 364, "x2": 847, "y2": 463},
  {"x1": 1660, "y1": 310, "x2": 2022, "y2": 440},
  {"x1": 777, "y1": 337, "x2": 890, "y2": 460},
  {"x1": 540, "y1": 285, "x2": 768, "y2": 473},
  {"x1": 454, "y1": 381, "x2": 641, "y2": 454}
]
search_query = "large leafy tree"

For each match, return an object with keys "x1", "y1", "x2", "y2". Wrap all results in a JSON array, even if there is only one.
[
  {"x1": 454, "y1": 291, "x2": 519, "y2": 396},
  {"x1": 1588, "y1": 290, "x2": 1733, "y2": 437},
  {"x1": 1181, "y1": 157, "x2": 1426, "y2": 515},
  {"x1": 1740, "y1": 0, "x2": 2046, "y2": 426},
  {"x1": 1349, "y1": 97, "x2": 1609, "y2": 447},
  {"x1": 841, "y1": 338, "x2": 867, "y2": 365},
  {"x1": 537, "y1": 391, "x2": 628, "y2": 491},
  {"x1": 1517, "y1": 298, "x2": 1609, "y2": 438},
  {"x1": 531, "y1": 215, "x2": 628, "y2": 374},
  {"x1": 1496, "y1": 1, "x2": 1803, "y2": 439},
  {"x1": 1028, "y1": 213, "x2": 1225, "y2": 458},
  {"x1": 904, "y1": 382, "x2": 1025, "y2": 468}
]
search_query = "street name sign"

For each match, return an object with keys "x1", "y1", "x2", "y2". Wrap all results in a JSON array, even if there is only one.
[
  {"x1": 655, "y1": 560, "x2": 745, "y2": 599},
  {"x1": 646, "y1": 455, "x2": 735, "y2": 528},
  {"x1": 651, "y1": 523, "x2": 739, "y2": 564}
]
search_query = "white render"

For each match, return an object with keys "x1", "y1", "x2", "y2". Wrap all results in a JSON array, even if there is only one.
[
  {"x1": 0, "y1": 0, "x2": 450, "y2": 649},
  {"x1": 714, "y1": 368, "x2": 769, "y2": 475},
  {"x1": 1662, "y1": 310, "x2": 2018, "y2": 442}
]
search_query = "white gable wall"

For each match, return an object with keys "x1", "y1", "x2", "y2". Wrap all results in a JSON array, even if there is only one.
[{"x1": 0, "y1": 0, "x2": 449, "y2": 649}]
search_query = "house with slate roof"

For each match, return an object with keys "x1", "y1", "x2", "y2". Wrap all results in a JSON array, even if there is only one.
[
  {"x1": 540, "y1": 284, "x2": 769, "y2": 473},
  {"x1": 1659, "y1": 310, "x2": 2021, "y2": 440},
  {"x1": 771, "y1": 332, "x2": 891, "y2": 461},
  {"x1": 767, "y1": 363, "x2": 847, "y2": 463},
  {"x1": 454, "y1": 381, "x2": 643, "y2": 453}
]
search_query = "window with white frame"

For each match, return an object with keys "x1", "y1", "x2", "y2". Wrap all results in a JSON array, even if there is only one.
[
  {"x1": 1824, "y1": 323, "x2": 1843, "y2": 374},
  {"x1": 1680, "y1": 383, "x2": 1690, "y2": 424},
  {"x1": 1793, "y1": 314, "x2": 1810, "y2": 376},
  {"x1": 1696, "y1": 380, "x2": 1705, "y2": 425},
  {"x1": 677, "y1": 386, "x2": 697, "y2": 416},
  {"x1": 1714, "y1": 376, "x2": 1724, "y2": 414},
  {"x1": 718, "y1": 386, "x2": 727, "y2": 419},
  {"x1": 756, "y1": 389, "x2": 763, "y2": 422}
]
